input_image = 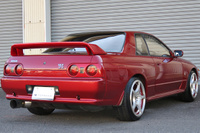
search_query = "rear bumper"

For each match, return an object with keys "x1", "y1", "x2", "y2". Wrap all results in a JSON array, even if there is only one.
[{"x1": 1, "y1": 76, "x2": 110, "y2": 106}]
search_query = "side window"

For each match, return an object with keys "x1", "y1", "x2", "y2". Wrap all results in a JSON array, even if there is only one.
[
  {"x1": 135, "y1": 34, "x2": 149, "y2": 55},
  {"x1": 144, "y1": 35, "x2": 170, "y2": 57}
]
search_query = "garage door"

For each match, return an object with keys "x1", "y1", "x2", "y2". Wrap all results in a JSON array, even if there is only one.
[
  {"x1": 0, "y1": 1, "x2": 23, "y2": 80},
  {"x1": 51, "y1": 0, "x2": 200, "y2": 72}
]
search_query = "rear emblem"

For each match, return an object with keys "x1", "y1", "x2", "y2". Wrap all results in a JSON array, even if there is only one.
[
  {"x1": 43, "y1": 62, "x2": 46, "y2": 65},
  {"x1": 11, "y1": 60, "x2": 18, "y2": 62},
  {"x1": 58, "y1": 64, "x2": 64, "y2": 69}
]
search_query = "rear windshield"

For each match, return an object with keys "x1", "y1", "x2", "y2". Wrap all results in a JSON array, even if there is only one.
[
  {"x1": 57, "y1": 33, "x2": 125, "y2": 53},
  {"x1": 23, "y1": 32, "x2": 125, "y2": 55},
  {"x1": 43, "y1": 47, "x2": 87, "y2": 55},
  {"x1": 23, "y1": 47, "x2": 88, "y2": 55},
  {"x1": 86, "y1": 34, "x2": 125, "y2": 52}
]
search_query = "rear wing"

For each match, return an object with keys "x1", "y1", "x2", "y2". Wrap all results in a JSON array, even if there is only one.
[{"x1": 11, "y1": 42, "x2": 107, "y2": 56}]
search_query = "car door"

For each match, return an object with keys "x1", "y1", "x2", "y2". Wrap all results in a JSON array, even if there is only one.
[
  {"x1": 143, "y1": 34, "x2": 183, "y2": 95},
  {"x1": 135, "y1": 34, "x2": 156, "y2": 98}
]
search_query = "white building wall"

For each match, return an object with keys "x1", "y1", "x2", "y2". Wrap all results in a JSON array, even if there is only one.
[{"x1": 23, "y1": 0, "x2": 51, "y2": 55}]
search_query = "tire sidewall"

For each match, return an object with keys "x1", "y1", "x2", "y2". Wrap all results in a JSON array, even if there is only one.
[
  {"x1": 124, "y1": 77, "x2": 146, "y2": 120},
  {"x1": 186, "y1": 71, "x2": 198, "y2": 101}
]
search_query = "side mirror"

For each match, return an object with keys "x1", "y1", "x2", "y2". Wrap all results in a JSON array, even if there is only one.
[{"x1": 174, "y1": 50, "x2": 183, "y2": 57}]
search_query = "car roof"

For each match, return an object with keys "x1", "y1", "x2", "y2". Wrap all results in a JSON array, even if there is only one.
[
  {"x1": 68, "y1": 31, "x2": 125, "y2": 36},
  {"x1": 68, "y1": 31, "x2": 150, "y2": 36}
]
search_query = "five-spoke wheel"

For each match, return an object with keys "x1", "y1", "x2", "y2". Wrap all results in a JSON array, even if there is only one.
[
  {"x1": 179, "y1": 71, "x2": 198, "y2": 102},
  {"x1": 129, "y1": 79, "x2": 146, "y2": 118},
  {"x1": 189, "y1": 72, "x2": 198, "y2": 99},
  {"x1": 116, "y1": 77, "x2": 146, "y2": 121}
]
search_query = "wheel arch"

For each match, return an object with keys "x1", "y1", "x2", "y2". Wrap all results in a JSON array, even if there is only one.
[
  {"x1": 191, "y1": 68, "x2": 199, "y2": 78},
  {"x1": 132, "y1": 74, "x2": 147, "y2": 89},
  {"x1": 116, "y1": 73, "x2": 147, "y2": 106}
]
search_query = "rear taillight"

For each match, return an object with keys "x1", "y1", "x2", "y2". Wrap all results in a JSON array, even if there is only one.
[
  {"x1": 86, "y1": 65, "x2": 97, "y2": 76},
  {"x1": 4, "y1": 64, "x2": 11, "y2": 75},
  {"x1": 69, "y1": 65, "x2": 79, "y2": 76},
  {"x1": 15, "y1": 64, "x2": 23, "y2": 75},
  {"x1": 68, "y1": 64, "x2": 101, "y2": 77},
  {"x1": 4, "y1": 64, "x2": 23, "y2": 76}
]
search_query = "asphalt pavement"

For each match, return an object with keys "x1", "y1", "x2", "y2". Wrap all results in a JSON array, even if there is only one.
[{"x1": 0, "y1": 87, "x2": 200, "y2": 133}]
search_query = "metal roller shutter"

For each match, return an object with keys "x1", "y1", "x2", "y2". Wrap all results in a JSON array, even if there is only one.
[
  {"x1": 51, "y1": 0, "x2": 200, "y2": 72},
  {"x1": 0, "y1": 1, "x2": 23, "y2": 80}
]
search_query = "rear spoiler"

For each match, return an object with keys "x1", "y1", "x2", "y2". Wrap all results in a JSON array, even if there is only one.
[{"x1": 11, "y1": 42, "x2": 107, "y2": 56}]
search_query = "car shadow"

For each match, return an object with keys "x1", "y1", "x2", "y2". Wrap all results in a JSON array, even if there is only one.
[{"x1": 1, "y1": 87, "x2": 200, "y2": 123}]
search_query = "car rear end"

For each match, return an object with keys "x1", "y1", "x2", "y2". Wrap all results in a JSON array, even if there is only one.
[{"x1": 1, "y1": 42, "x2": 107, "y2": 108}]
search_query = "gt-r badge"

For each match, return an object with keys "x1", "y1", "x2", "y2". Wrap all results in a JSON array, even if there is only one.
[
  {"x1": 11, "y1": 60, "x2": 18, "y2": 62},
  {"x1": 58, "y1": 64, "x2": 64, "y2": 69}
]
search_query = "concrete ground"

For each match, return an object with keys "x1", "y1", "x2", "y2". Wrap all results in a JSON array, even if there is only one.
[{"x1": 0, "y1": 87, "x2": 200, "y2": 133}]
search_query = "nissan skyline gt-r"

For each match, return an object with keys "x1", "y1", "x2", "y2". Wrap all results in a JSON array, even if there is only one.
[{"x1": 1, "y1": 31, "x2": 199, "y2": 121}]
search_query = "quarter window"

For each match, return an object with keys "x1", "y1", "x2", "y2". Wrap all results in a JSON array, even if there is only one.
[
  {"x1": 135, "y1": 34, "x2": 149, "y2": 55},
  {"x1": 144, "y1": 35, "x2": 170, "y2": 57}
]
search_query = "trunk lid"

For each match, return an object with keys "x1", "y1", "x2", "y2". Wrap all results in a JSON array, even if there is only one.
[{"x1": 7, "y1": 55, "x2": 92, "y2": 77}]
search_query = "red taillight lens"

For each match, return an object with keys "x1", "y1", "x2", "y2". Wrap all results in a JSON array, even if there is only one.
[
  {"x1": 5, "y1": 65, "x2": 11, "y2": 75},
  {"x1": 86, "y1": 65, "x2": 97, "y2": 76},
  {"x1": 69, "y1": 65, "x2": 79, "y2": 76},
  {"x1": 15, "y1": 64, "x2": 23, "y2": 75}
]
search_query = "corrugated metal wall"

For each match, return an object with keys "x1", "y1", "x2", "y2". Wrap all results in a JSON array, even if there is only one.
[
  {"x1": 0, "y1": 1, "x2": 23, "y2": 78},
  {"x1": 51, "y1": 0, "x2": 200, "y2": 71}
]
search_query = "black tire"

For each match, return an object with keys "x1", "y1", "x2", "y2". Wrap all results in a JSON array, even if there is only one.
[
  {"x1": 27, "y1": 107, "x2": 55, "y2": 115},
  {"x1": 179, "y1": 71, "x2": 198, "y2": 102},
  {"x1": 116, "y1": 77, "x2": 146, "y2": 121}
]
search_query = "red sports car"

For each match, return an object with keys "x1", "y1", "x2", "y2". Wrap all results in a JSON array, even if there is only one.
[{"x1": 1, "y1": 31, "x2": 199, "y2": 121}]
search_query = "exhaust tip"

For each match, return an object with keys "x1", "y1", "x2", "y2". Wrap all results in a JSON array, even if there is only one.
[
  {"x1": 10, "y1": 100, "x2": 33, "y2": 109},
  {"x1": 10, "y1": 100, "x2": 18, "y2": 109}
]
